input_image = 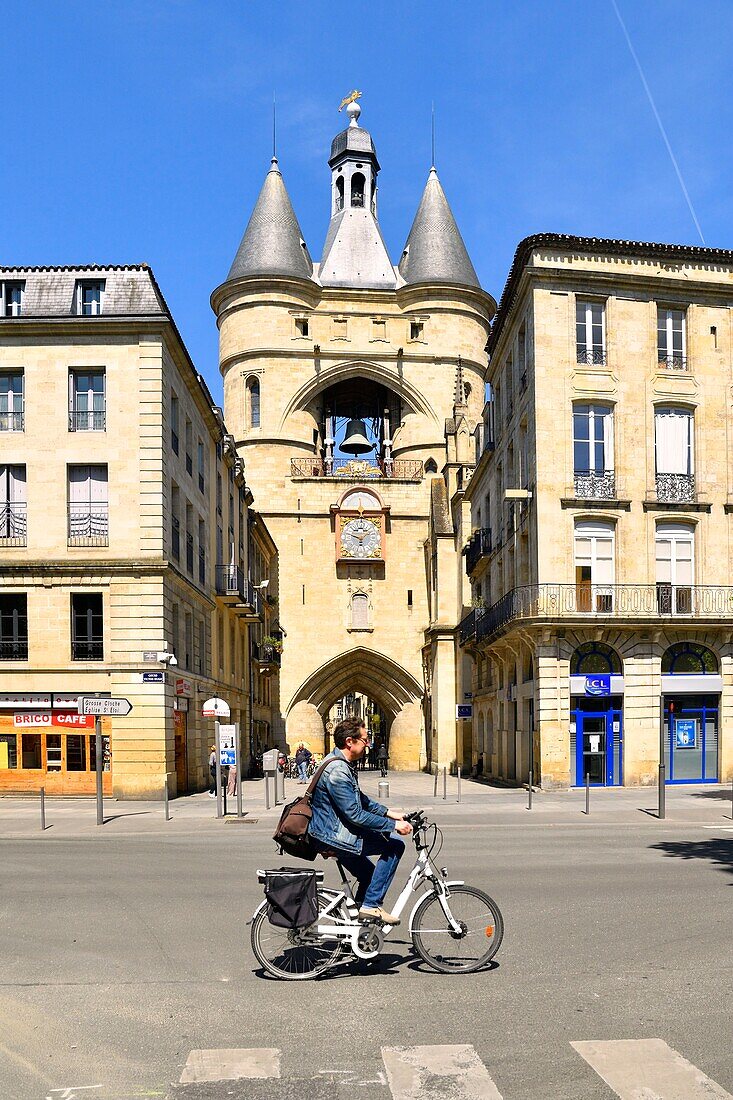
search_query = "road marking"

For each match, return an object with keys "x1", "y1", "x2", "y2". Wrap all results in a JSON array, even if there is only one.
[
  {"x1": 179, "y1": 1048, "x2": 280, "y2": 1084},
  {"x1": 572, "y1": 1038, "x2": 733, "y2": 1099},
  {"x1": 382, "y1": 1044, "x2": 502, "y2": 1099}
]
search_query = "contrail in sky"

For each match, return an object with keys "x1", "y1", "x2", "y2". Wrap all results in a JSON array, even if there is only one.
[{"x1": 610, "y1": 0, "x2": 705, "y2": 245}]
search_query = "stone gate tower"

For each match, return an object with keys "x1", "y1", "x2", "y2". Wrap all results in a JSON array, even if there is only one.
[{"x1": 212, "y1": 99, "x2": 495, "y2": 768}]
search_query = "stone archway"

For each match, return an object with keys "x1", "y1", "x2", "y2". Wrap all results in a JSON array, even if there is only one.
[{"x1": 286, "y1": 647, "x2": 424, "y2": 769}]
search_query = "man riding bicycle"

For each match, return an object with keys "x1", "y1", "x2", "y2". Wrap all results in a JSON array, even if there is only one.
[{"x1": 309, "y1": 717, "x2": 412, "y2": 925}]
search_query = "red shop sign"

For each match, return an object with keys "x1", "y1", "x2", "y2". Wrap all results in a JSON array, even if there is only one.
[{"x1": 13, "y1": 712, "x2": 95, "y2": 729}]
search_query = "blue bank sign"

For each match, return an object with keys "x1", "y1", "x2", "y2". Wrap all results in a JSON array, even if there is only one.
[{"x1": 585, "y1": 674, "x2": 611, "y2": 697}]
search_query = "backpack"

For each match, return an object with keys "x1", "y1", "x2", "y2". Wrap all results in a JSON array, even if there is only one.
[
  {"x1": 262, "y1": 868, "x2": 319, "y2": 928},
  {"x1": 272, "y1": 755, "x2": 337, "y2": 861}
]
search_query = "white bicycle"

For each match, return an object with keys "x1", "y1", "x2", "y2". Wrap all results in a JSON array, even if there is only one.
[{"x1": 250, "y1": 810, "x2": 504, "y2": 979}]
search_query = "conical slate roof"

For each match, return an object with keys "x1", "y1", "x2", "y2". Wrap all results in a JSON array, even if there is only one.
[
  {"x1": 226, "y1": 158, "x2": 313, "y2": 282},
  {"x1": 398, "y1": 168, "x2": 480, "y2": 289}
]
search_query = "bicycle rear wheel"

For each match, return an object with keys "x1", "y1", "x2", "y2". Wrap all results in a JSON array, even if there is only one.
[
  {"x1": 251, "y1": 889, "x2": 344, "y2": 980},
  {"x1": 411, "y1": 885, "x2": 504, "y2": 974}
]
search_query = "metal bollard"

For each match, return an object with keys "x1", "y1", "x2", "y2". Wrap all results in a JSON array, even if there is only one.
[
  {"x1": 378, "y1": 780, "x2": 389, "y2": 801},
  {"x1": 528, "y1": 769, "x2": 533, "y2": 811},
  {"x1": 265, "y1": 774, "x2": 271, "y2": 810},
  {"x1": 40, "y1": 786, "x2": 46, "y2": 831},
  {"x1": 163, "y1": 778, "x2": 170, "y2": 822},
  {"x1": 585, "y1": 772, "x2": 590, "y2": 815},
  {"x1": 433, "y1": 769, "x2": 438, "y2": 798},
  {"x1": 457, "y1": 766, "x2": 461, "y2": 804},
  {"x1": 443, "y1": 766, "x2": 447, "y2": 801}
]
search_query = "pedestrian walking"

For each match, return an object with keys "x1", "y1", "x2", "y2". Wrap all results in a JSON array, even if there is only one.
[
  {"x1": 208, "y1": 745, "x2": 217, "y2": 797},
  {"x1": 295, "y1": 743, "x2": 312, "y2": 783},
  {"x1": 378, "y1": 740, "x2": 388, "y2": 777},
  {"x1": 227, "y1": 760, "x2": 237, "y2": 797}
]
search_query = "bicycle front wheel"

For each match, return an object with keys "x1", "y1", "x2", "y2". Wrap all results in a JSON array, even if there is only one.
[
  {"x1": 250, "y1": 890, "x2": 344, "y2": 981},
  {"x1": 411, "y1": 885, "x2": 504, "y2": 974}
]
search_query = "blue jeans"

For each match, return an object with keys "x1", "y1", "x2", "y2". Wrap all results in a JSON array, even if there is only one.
[
  {"x1": 316, "y1": 831, "x2": 406, "y2": 909},
  {"x1": 297, "y1": 761, "x2": 308, "y2": 782}
]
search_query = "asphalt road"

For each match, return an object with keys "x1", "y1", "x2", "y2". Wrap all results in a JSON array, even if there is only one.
[{"x1": 1, "y1": 816, "x2": 731, "y2": 1099}]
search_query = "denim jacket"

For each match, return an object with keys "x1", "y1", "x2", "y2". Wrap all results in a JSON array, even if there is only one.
[{"x1": 309, "y1": 748, "x2": 391, "y2": 854}]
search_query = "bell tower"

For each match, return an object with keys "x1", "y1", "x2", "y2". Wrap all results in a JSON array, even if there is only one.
[{"x1": 212, "y1": 97, "x2": 495, "y2": 770}]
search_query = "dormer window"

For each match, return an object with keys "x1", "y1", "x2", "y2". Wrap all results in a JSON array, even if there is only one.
[
  {"x1": 76, "y1": 280, "x2": 104, "y2": 316},
  {"x1": 351, "y1": 172, "x2": 365, "y2": 208},
  {"x1": 2, "y1": 281, "x2": 24, "y2": 317}
]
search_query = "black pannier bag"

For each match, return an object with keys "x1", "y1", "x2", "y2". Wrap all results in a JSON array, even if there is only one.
[{"x1": 263, "y1": 868, "x2": 319, "y2": 929}]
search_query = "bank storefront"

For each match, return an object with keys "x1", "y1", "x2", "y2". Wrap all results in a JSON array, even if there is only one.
[
  {"x1": 661, "y1": 642, "x2": 720, "y2": 784},
  {"x1": 569, "y1": 642, "x2": 624, "y2": 787},
  {"x1": 0, "y1": 693, "x2": 112, "y2": 795}
]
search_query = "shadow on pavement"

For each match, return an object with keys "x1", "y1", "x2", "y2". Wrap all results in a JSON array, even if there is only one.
[
  {"x1": 690, "y1": 788, "x2": 733, "y2": 803},
  {"x1": 650, "y1": 837, "x2": 733, "y2": 881}
]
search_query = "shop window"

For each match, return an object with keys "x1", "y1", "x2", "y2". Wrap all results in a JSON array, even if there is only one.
[
  {"x1": 66, "y1": 735, "x2": 87, "y2": 771},
  {"x1": 571, "y1": 641, "x2": 622, "y2": 675},
  {"x1": 46, "y1": 734, "x2": 62, "y2": 771},
  {"x1": 0, "y1": 733, "x2": 17, "y2": 768},
  {"x1": 22, "y1": 733, "x2": 42, "y2": 769},
  {"x1": 662, "y1": 642, "x2": 718, "y2": 675}
]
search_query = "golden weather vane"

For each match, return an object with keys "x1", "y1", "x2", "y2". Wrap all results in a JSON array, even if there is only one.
[{"x1": 338, "y1": 90, "x2": 362, "y2": 112}]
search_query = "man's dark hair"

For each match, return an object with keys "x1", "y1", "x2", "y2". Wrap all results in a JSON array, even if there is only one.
[{"x1": 333, "y1": 716, "x2": 366, "y2": 749}]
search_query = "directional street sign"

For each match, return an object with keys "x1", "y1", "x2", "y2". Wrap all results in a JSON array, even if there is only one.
[{"x1": 77, "y1": 696, "x2": 133, "y2": 717}]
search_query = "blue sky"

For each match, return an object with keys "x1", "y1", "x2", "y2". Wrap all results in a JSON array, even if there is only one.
[{"x1": 4, "y1": 1, "x2": 732, "y2": 400}]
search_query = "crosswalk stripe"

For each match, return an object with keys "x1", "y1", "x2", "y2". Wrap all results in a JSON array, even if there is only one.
[
  {"x1": 572, "y1": 1038, "x2": 733, "y2": 1099},
  {"x1": 382, "y1": 1044, "x2": 502, "y2": 1099},
  {"x1": 179, "y1": 1048, "x2": 280, "y2": 1084}
]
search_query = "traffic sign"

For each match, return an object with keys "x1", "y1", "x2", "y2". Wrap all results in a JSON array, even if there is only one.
[
  {"x1": 77, "y1": 696, "x2": 133, "y2": 717},
  {"x1": 202, "y1": 697, "x2": 230, "y2": 718}
]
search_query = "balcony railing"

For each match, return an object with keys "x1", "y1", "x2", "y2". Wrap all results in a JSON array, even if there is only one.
[
  {"x1": 458, "y1": 582, "x2": 733, "y2": 647},
  {"x1": 573, "y1": 470, "x2": 616, "y2": 499},
  {"x1": 0, "y1": 638, "x2": 28, "y2": 660},
  {"x1": 655, "y1": 472, "x2": 695, "y2": 504},
  {"x1": 69, "y1": 409, "x2": 106, "y2": 431},
  {"x1": 68, "y1": 503, "x2": 109, "y2": 546},
  {"x1": 0, "y1": 502, "x2": 27, "y2": 545},
  {"x1": 465, "y1": 528, "x2": 492, "y2": 575},
  {"x1": 215, "y1": 566, "x2": 263, "y2": 616},
  {"x1": 658, "y1": 354, "x2": 688, "y2": 371},
  {"x1": 291, "y1": 457, "x2": 423, "y2": 481},
  {"x1": 576, "y1": 346, "x2": 607, "y2": 366},
  {"x1": 71, "y1": 637, "x2": 103, "y2": 661},
  {"x1": 0, "y1": 410, "x2": 24, "y2": 431},
  {"x1": 253, "y1": 641, "x2": 281, "y2": 669}
]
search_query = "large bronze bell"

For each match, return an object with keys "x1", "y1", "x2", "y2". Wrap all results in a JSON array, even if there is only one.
[{"x1": 341, "y1": 417, "x2": 372, "y2": 456}]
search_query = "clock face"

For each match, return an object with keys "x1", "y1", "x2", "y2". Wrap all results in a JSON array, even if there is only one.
[{"x1": 340, "y1": 517, "x2": 381, "y2": 559}]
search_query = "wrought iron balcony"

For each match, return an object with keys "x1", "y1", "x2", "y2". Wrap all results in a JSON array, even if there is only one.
[
  {"x1": 464, "y1": 528, "x2": 492, "y2": 575},
  {"x1": 0, "y1": 410, "x2": 24, "y2": 431},
  {"x1": 457, "y1": 582, "x2": 733, "y2": 647},
  {"x1": 658, "y1": 353, "x2": 688, "y2": 371},
  {"x1": 655, "y1": 472, "x2": 695, "y2": 504},
  {"x1": 254, "y1": 641, "x2": 281, "y2": 670},
  {"x1": 0, "y1": 638, "x2": 28, "y2": 660},
  {"x1": 519, "y1": 370, "x2": 528, "y2": 393},
  {"x1": 291, "y1": 457, "x2": 423, "y2": 481},
  {"x1": 576, "y1": 346, "x2": 607, "y2": 366},
  {"x1": 71, "y1": 637, "x2": 103, "y2": 661},
  {"x1": 0, "y1": 502, "x2": 26, "y2": 545},
  {"x1": 215, "y1": 566, "x2": 263, "y2": 616},
  {"x1": 573, "y1": 469, "x2": 616, "y2": 499},
  {"x1": 69, "y1": 409, "x2": 106, "y2": 431},
  {"x1": 67, "y1": 503, "x2": 109, "y2": 546}
]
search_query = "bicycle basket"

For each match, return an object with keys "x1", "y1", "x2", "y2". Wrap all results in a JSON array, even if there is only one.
[{"x1": 261, "y1": 867, "x2": 320, "y2": 929}]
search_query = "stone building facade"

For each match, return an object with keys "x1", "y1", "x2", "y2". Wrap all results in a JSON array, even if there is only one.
[
  {"x1": 459, "y1": 234, "x2": 733, "y2": 789},
  {"x1": 0, "y1": 265, "x2": 278, "y2": 798},
  {"x1": 213, "y1": 100, "x2": 494, "y2": 768}
]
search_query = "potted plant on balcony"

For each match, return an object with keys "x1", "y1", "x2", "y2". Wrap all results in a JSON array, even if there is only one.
[{"x1": 261, "y1": 635, "x2": 283, "y2": 653}]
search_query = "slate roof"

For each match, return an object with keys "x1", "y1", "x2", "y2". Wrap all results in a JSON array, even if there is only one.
[
  {"x1": 0, "y1": 264, "x2": 167, "y2": 317},
  {"x1": 488, "y1": 232, "x2": 733, "y2": 354},
  {"x1": 399, "y1": 168, "x2": 480, "y2": 290},
  {"x1": 226, "y1": 157, "x2": 313, "y2": 283},
  {"x1": 319, "y1": 207, "x2": 397, "y2": 289}
]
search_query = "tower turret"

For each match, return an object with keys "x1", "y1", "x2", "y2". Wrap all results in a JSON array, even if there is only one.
[
  {"x1": 226, "y1": 156, "x2": 313, "y2": 283},
  {"x1": 399, "y1": 166, "x2": 480, "y2": 289}
]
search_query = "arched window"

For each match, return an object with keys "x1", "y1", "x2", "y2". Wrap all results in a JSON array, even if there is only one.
[
  {"x1": 351, "y1": 172, "x2": 365, "y2": 208},
  {"x1": 662, "y1": 642, "x2": 718, "y2": 674},
  {"x1": 350, "y1": 593, "x2": 369, "y2": 630},
  {"x1": 571, "y1": 642, "x2": 622, "y2": 675},
  {"x1": 335, "y1": 176, "x2": 344, "y2": 212},
  {"x1": 247, "y1": 377, "x2": 260, "y2": 429},
  {"x1": 424, "y1": 458, "x2": 438, "y2": 473}
]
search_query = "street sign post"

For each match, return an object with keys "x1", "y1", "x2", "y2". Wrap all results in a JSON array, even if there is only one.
[
  {"x1": 76, "y1": 697, "x2": 133, "y2": 825},
  {"x1": 202, "y1": 698, "x2": 232, "y2": 819},
  {"x1": 217, "y1": 723, "x2": 242, "y2": 818}
]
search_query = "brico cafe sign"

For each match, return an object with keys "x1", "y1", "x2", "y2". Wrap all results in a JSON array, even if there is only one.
[{"x1": 13, "y1": 712, "x2": 94, "y2": 728}]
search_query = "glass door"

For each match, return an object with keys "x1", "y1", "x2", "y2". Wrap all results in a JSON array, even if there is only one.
[{"x1": 579, "y1": 714, "x2": 606, "y2": 785}]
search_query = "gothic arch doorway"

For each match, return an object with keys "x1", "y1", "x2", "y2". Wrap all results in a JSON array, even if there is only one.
[{"x1": 286, "y1": 647, "x2": 424, "y2": 769}]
